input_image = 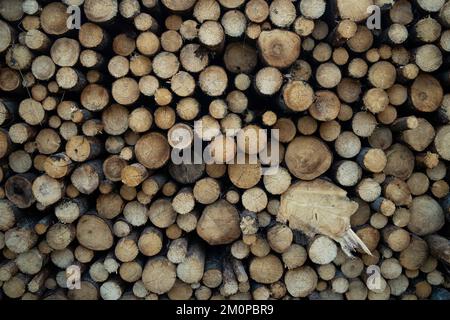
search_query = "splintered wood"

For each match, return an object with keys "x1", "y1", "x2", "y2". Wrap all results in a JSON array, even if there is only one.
[{"x1": 0, "y1": 0, "x2": 450, "y2": 301}]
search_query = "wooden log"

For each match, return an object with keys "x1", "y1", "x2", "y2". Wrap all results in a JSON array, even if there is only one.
[
  {"x1": 80, "y1": 84, "x2": 110, "y2": 112},
  {"x1": 408, "y1": 196, "x2": 444, "y2": 236},
  {"x1": 220, "y1": 258, "x2": 238, "y2": 296},
  {"x1": 74, "y1": 245, "x2": 94, "y2": 264},
  {"x1": 425, "y1": 234, "x2": 450, "y2": 265},
  {"x1": 138, "y1": 227, "x2": 163, "y2": 256},
  {"x1": 111, "y1": 78, "x2": 140, "y2": 106},
  {"x1": 161, "y1": 0, "x2": 196, "y2": 12},
  {"x1": 399, "y1": 236, "x2": 429, "y2": 270},
  {"x1": 268, "y1": 0, "x2": 296, "y2": 28},
  {"x1": 285, "y1": 266, "x2": 318, "y2": 298},
  {"x1": 267, "y1": 223, "x2": 292, "y2": 254},
  {"x1": 193, "y1": 0, "x2": 220, "y2": 23},
  {"x1": 382, "y1": 225, "x2": 411, "y2": 252},
  {"x1": 114, "y1": 231, "x2": 139, "y2": 263},
  {"x1": 0, "y1": 67, "x2": 21, "y2": 92},
  {"x1": 0, "y1": 0, "x2": 449, "y2": 301},
  {"x1": 171, "y1": 187, "x2": 195, "y2": 215},
  {"x1": 280, "y1": 81, "x2": 314, "y2": 112},
  {"x1": 55, "y1": 198, "x2": 88, "y2": 224},
  {"x1": 142, "y1": 256, "x2": 176, "y2": 294},
  {"x1": 5, "y1": 219, "x2": 39, "y2": 254},
  {"x1": 5, "y1": 174, "x2": 35, "y2": 209},
  {"x1": 191, "y1": 177, "x2": 220, "y2": 206},
  {"x1": 3, "y1": 274, "x2": 30, "y2": 299},
  {"x1": 46, "y1": 223, "x2": 75, "y2": 251},
  {"x1": 407, "y1": 172, "x2": 429, "y2": 196},
  {"x1": 357, "y1": 148, "x2": 387, "y2": 173},
  {"x1": 411, "y1": 74, "x2": 443, "y2": 113},
  {"x1": 434, "y1": 125, "x2": 450, "y2": 160},
  {"x1": 257, "y1": 30, "x2": 301, "y2": 68},
  {"x1": 197, "y1": 200, "x2": 240, "y2": 245},
  {"x1": 5, "y1": 44, "x2": 33, "y2": 70},
  {"x1": 76, "y1": 214, "x2": 114, "y2": 251},
  {"x1": 0, "y1": 100, "x2": 17, "y2": 128},
  {"x1": 122, "y1": 201, "x2": 146, "y2": 227},
  {"x1": 166, "y1": 237, "x2": 187, "y2": 264},
  {"x1": 249, "y1": 254, "x2": 283, "y2": 284},
  {"x1": 245, "y1": 0, "x2": 269, "y2": 23},
  {"x1": 130, "y1": 54, "x2": 153, "y2": 77},
  {"x1": 285, "y1": 136, "x2": 332, "y2": 180},
  {"x1": 227, "y1": 156, "x2": 261, "y2": 189},
  {"x1": 84, "y1": 0, "x2": 118, "y2": 23},
  {"x1": 308, "y1": 235, "x2": 338, "y2": 265},
  {"x1": 239, "y1": 210, "x2": 258, "y2": 236},
  {"x1": 280, "y1": 179, "x2": 371, "y2": 256},
  {"x1": 223, "y1": 43, "x2": 257, "y2": 75},
  {"x1": 70, "y1": 161, "x2": 103, "y2": 195},
  {"x1": 0, "y1": 260, "x2": 19, "y2": 282},
  {"x1": 147, "y1": 198, "x2": 176, "y2": 229},
  {"x1": 177, "y1": 242, "x2": 205, "y2": 284},
  {"x1": 121, "y1": 163, "x2": 148, "y2": 187},
  {"x1": 35, "y1": 129, "x2": 61, "y2": 155},
  {"x1": 56, "y1": 68, "x2": 86, "y2": 91},
  {"x1": 202, "y1": 251, "x2": 223, "y2": 289},
  {"x1": 384, "y1": 143, "x2": 415, "y2": 180},
  {"x1": 43, "y1": 153, "x2": 74, "y2": 180},
  {"x1": 263, "y1": 167, "x2": 292, "y2": 195},
  {"x1": 281, "y1": 244, "x2": 307, "y2": 270},
  {"x1": 333, "y1": 160, "x2": 361, "y2": 188},
  {"x1": 0, "y1": 20, "x2": 14, "y2": 53},
  {"x1": 135, "y1": 132, "x2": 170, "y2": 169}
]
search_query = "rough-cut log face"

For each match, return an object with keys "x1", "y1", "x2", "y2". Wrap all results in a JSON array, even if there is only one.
[
  {"x1": 285, "y1": 266, "x2": 318, "y2": 297},
  {"x1": 135, "y1": 132, "x2": 170, "y2": 169},
  {"x1": 162, "y1": 0, "x2": 197, "y2": 12},
  {"x1": 434, "y1": 125, "x2": 450, "y2": 160},
  {"x1": 228, "y1": 160, "x2": 262, "y2": 189},
  {"x1": 76, "y1": 215, "x2": 114, "y2": 251},
  {"x1": 40, "y1": 2, "x2": 70, "y2": 35},
  {"x1": 384, "y1": 143, "x2": 415, "y2": 180},
  {"x1": 285, "y1": 136, "x2": 332, "y2": 180},
  {"x1": 337, "y1": 0, "x2": 374, "y2": 22},
  {"x1": 142, "y1": 257, "x2": 176, "y2": 294},
  {"x1": 224, "y1": 43, "x2": 258, "y2": 74},
  {"x1": 279, "y1": 179, "x2": 358, "y2": 238},
  {"x1": 197, "y1": 200, "x2": 241, "y2": 245},
  {"x1": 257, "y1": 30, "x2": 301, "y2": 68},
  {"x1": 1, "y1": 0, "x2": 450, "y2": 301},
  {"x1": 411, "y1": 74, "x2": 443, "y2": 112},
  {"x1": 0, "y1": 20, "x2": 13, "y2": 53},
  {"x1": 282, "y1": 80, "x2": 314, "y2": 112},
  {"x1": 5, "y1": 175, "x2": 35, "y2": 208},
  {"x1": 408, "y1": 196, "x2": 445, "y2": 236},
  {"x1": 84, "y1": 0, "x2": 118, "y2": 23}
]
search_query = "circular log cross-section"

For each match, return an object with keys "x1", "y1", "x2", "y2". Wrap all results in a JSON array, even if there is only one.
[
  {"x1": 257, "y1": 30, "x2": 301, "y2": 68},
  {"x1": 285, "y1": 137, "x2": 333, "y2": 180}
]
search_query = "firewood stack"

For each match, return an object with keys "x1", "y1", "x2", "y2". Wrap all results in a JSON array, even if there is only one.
[{"x1": 0, "y1": 0, "x2": 449, "y2": 300}]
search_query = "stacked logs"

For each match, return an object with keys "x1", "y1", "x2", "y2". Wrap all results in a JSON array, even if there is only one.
[{"x1": 0, "y1": 0, "x2": 449, "y2": 301}]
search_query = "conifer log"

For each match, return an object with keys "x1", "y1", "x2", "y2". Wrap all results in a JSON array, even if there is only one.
[{"x1": 0, "y1": 0, "x2": 449, "y2": 301}]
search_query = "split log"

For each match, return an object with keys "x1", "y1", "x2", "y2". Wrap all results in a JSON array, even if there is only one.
[{"x1": 0, "y1": 0, "x2": 449, "y2": 301}]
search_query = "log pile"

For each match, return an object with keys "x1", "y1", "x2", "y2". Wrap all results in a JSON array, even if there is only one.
[{"x1": 0, "y1": 0, "x2": 449, "y2": 300}]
